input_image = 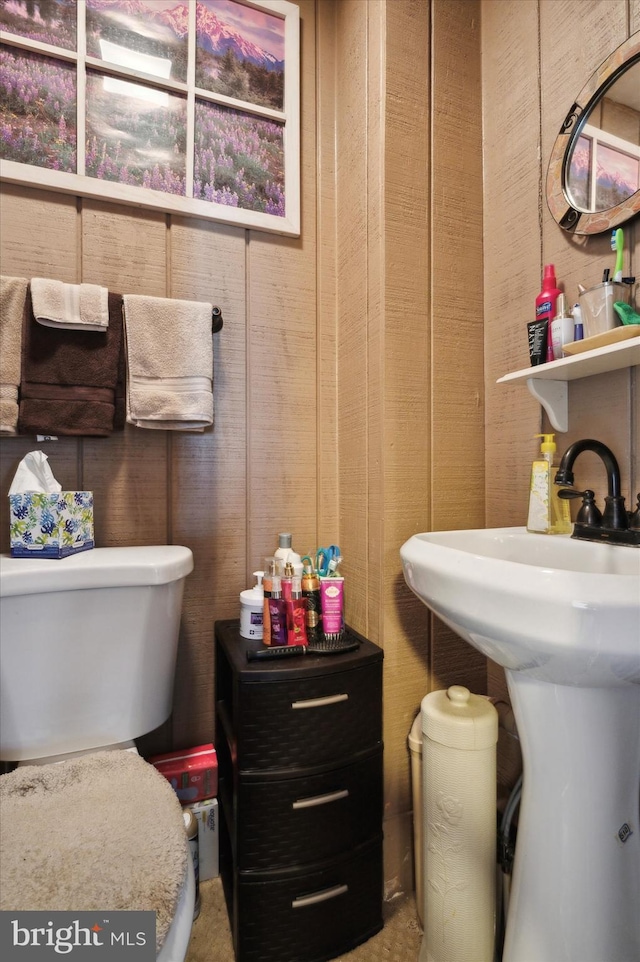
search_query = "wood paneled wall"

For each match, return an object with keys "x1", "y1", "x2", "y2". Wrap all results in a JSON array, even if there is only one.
[
  {"x1": 1, "y1": 0, "x2": 486, "y2": 897},
  {"x1": 317, "y1": 0, "x2": 486, "y2": 892},
  {"x1": 2, "y1": 0, "x2": 636, "y2": 901}
]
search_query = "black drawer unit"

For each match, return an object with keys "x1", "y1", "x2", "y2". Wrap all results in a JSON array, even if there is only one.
[{"x1": 215, "y1": 620, "x2": 384, "y2": 962}]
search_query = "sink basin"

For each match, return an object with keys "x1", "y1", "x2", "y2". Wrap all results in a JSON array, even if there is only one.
[
  {"x1": 400, "y1": 527, "x2": 640, "y2": 962},
  {"x1": 401, "y1": 526, "x2": 640, "y2": 686}
]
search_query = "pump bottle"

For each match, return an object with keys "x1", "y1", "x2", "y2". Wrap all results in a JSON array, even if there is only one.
[
  {"x1": 526, "y1": 433, "x2": 572, "y2": 535},
  {"x1": 239, "y1": 572, "x2": 264, "y2": 640}
]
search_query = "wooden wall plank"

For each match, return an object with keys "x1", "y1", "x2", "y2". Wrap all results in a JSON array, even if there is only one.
[
  {"x1": 431, "y1": 0, "x2": 484, "y2": 534},
  {"x1": 381, "y1": 0, "x2": 431, "y2": 840},
  {"x1": 0, "y1": 185, "x2": 79, "y2": 281},
  {"x1": 335, "y1": 0, "x2": 370, "y2": 634},
  {"x1": 0, "y1": 186, "x2": 81, "y2": 550},
  {"x1": 169, "y1": 219, "x2": 246, "y2": 747},
  {"x1": 430, "y1": 0, "x2": 487, "y2": 702},
  {"x1": 316, "y1": 0, "x2": 340, "y2": 546},
  {"x1": 81, "y1": 201, "x2": 170, "y2": 548},
  {"x1": 246, "y1": 0, "x2": 318, "y2": 574},
  {"x1": 481, "y1": 0, "x2": 542, "y2": 529}
]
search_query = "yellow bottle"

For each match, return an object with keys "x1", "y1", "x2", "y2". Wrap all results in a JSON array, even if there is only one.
[{"x1": 526, "y1": 434, "x2": 572, "y2": 535}]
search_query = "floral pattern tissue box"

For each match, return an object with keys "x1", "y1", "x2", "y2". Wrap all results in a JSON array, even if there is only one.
[{"x1": 9, "y1": 491, "x2": 94, "y2": 558}]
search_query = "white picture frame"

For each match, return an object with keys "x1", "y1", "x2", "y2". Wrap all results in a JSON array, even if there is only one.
[{"x1": 0, "y1": 0, "x2": 300, "y2": 237}]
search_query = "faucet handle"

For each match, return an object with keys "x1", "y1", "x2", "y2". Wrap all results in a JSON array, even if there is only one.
[
  {"x1": 557, "y1": 488, "x2": 603, "y2": 526},
  {"x1": 629, "y1": 494, "x2": 640, "y2": 530}
]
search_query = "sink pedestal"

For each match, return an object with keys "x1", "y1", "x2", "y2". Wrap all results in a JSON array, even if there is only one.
[{"x1": 503, "y1": 672, "x2": 640, "y2": 962}]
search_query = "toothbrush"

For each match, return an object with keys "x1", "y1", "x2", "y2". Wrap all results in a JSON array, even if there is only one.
[{"x1": 611, "y1": 228, "x2": 624, "y2": 282}]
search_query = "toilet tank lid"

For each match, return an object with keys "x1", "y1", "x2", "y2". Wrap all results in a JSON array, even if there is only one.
[{"x1": 0, "y1": 546, "x2": 194, "y2": 597}]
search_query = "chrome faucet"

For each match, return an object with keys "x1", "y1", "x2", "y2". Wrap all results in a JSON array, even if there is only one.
[{"x1": 554, "y1": 439, "x2": 640, "y2": 547}]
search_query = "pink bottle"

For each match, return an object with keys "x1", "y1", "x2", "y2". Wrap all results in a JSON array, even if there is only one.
[{"x1": 535, "y1": 264, "x2": 562, "y2": 363}]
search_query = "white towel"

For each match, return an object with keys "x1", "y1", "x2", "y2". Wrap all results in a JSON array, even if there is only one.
[
  {"x1": 31, "y1": 278, "x2": 109, "y2": 331},
  {"x1": 122, "y1": 294, "x2": 213, "y2": 431},
  {"x1": 0, "y1": 275, "x2": 28, "y2": 434}
]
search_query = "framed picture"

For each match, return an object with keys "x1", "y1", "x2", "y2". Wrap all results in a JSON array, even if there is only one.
[{"x1": 0, "y1": 0, "x2": 300, "y2": 236}]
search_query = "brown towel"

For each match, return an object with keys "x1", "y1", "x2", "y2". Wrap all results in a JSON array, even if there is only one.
[
  {"x1": 0, "y1": 275, "x2": 29, "y2": 435},
  {"x1": 18, "y1": 291, "x2": 125, "y2": 437}
]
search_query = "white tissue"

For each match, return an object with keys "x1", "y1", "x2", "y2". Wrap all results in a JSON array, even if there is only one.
[{"x1": 8, "y1": 450, "x2": 62, "y2": 494}]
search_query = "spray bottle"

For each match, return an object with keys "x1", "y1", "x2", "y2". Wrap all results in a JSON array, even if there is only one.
[{"x1": 535, "y1": 265, "x2": 562, "y2": 363}]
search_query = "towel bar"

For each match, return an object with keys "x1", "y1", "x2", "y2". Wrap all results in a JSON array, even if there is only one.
[{"x1": 212, "y1": 306, "x2": 223, "y2": 333}]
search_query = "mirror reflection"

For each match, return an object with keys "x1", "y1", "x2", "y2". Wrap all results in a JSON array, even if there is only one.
[
  {"x1": 546, "y1": 33, "x2": 640, "y2": 235},
  {"x1": 565, "y1": 61, "x2": 640, "y2": 214}
]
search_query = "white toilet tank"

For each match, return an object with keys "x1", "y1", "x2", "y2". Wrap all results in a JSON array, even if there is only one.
[{"x1": 0, "y1": 545, "x2": 193, "y2": 762}]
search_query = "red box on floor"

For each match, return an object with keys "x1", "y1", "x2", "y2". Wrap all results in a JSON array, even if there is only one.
[{"x1": 149, "y1": 743, "x2": 217, "y2": 803}]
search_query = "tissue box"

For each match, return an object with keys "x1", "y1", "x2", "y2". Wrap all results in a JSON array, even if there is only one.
[
  {"x1": 9, "y1": 491, "x2": 94, "y2": 559},
  {"x1": 149, "y1": 743, "x2": 218, "y2": 803},
  {"x1": 186, "y1": 798, "x2": 219, "y2": 880}
]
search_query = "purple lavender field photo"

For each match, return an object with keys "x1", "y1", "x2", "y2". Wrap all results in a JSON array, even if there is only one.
[
  {"x1": 194, "y1": 100, "x2": 284, "y2": 215},
  {"x1": 85, "y1": 71, "x2": 187, "y2": 195},
  {"x1": 0, "y1": 0, "x2": 77, "y2": 51},
  {"x1": 0, "y1": 46, "x2": 76, "y2": 171}
]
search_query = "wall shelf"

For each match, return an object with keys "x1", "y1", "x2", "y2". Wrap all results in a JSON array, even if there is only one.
[{"x1": 497, "y1": 337, "x2": 640, "y2": 432}]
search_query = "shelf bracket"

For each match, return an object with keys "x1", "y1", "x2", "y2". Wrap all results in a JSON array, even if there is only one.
[{"x1": 525, "y1": 378, "x2": 568, "y2": 433}]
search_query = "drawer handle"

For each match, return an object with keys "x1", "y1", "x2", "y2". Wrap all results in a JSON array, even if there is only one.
[
  {"x1": 291, "y1": 693, "x2": 348, "y2": 709},
  {"x1": 292, "y1": 789, "x2": 349, "y2": 810},
  {"x1": 291, "y1": 884, "x2": 349, "y2": 909}
]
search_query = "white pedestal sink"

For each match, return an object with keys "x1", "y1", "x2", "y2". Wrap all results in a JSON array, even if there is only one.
[{"x1": 400, "y1": 527, "x2": 640, "y2": 962}]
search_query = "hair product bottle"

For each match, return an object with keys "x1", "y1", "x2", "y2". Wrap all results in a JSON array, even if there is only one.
[
  {"x1": 535, "y1": 264, "x2": 562, "y2": 363},
  {"x1": 301, "y1": 559, "x2": 322, "y2": 641}
]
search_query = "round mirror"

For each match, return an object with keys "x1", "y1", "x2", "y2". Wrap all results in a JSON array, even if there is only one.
[{"x1": 547, "y1": 33, "x2": 640, "y2": 235}]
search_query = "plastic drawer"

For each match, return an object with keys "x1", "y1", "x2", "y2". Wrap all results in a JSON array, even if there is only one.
[
  {"x1": 233, "y1": 839, "x2": 383, "y2": 962},
  {"x1": 236, "y1": 748, "x2": 383, "y2": 871},
  {"x1": 237, "y1": 663, "x2": 382, "y2": 773}
]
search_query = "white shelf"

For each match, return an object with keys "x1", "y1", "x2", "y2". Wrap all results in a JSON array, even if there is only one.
[{"x1": 497, "y1": 337, "x2": 640, "y2": 432}]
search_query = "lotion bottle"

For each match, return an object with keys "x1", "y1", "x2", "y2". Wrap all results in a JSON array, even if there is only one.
[
  {"x1": 550, "y1": 294, "x2": 574, "y2": 359},
  {"x1": 274, "y1": 533, "x2": 303, "y2": 577},
  {"x1": 526, "y1": 433, "x2": 572, "y2": 535},
  {"x1": 240, "y1": 571, "x2": 264, "y2": 640}
]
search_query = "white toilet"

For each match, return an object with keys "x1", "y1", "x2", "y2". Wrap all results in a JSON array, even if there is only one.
[{"x1": 0, "y1": 545, "x2": 196, "y2": 961}]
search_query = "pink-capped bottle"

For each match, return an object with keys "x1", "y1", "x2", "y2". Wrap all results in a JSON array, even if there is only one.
[{"x1": 536, "y1": 264, "x2": 562, "y2": 363}]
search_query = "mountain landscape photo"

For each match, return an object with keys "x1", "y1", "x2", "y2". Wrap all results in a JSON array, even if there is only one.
[
  {"x1": 84, "y1": 0, "x2": 285, "y2": 110},
  {"x1": 195, "y1": 0, "x2": 285, "y2": 111}
]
